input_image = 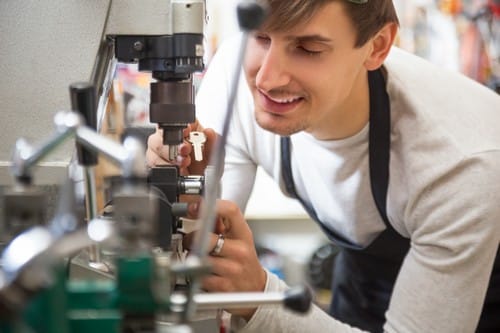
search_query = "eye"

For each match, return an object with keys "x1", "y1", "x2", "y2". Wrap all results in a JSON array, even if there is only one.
[
  {"x1": 254, "y1": 34, "x2": 271, "y2": 44},
  {"x1": 297, "y1": 45, "x2": 323, "y2": 56}
]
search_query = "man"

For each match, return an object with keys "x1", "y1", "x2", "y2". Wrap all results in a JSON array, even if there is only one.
[{"x1": 147, "y1": 0, "x2": 500, "y2": 332}]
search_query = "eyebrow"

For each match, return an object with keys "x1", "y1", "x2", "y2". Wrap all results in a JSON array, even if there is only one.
[{"x1": 286, "y1": 34, "x2": 333, "y2": 44}]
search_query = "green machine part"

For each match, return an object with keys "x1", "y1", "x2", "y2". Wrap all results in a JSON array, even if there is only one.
[
  {"x1": 21, "y1": 266, "x2": 70, "y2": 333},
  {"x1": 66, "y1": 279, "x2": 121, "y2": 333},
  {"x1": 68, "y1": 255, "x2": 163, "y2": 332},
  {"x1": 0, "y1": 255, "x2": 168, "y2": 333},
  {"x1": 116, "y1": 256, "x2": 157, "y2": 314}
]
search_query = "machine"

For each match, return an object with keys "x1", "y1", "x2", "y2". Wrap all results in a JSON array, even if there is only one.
[{"x1": 0, "y1": 1, "x2": 311, "y2": 332}]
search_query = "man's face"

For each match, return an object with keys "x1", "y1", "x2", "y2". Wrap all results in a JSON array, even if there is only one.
[{"x1": 244, "y1": 2, "x2": 374, "y2": 139}]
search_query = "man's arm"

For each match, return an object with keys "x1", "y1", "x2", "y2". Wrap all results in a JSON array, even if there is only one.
[
  {"x1": 195, "y1": 35, "x2": 259, "y2": 210},
  {"x1": 385, "y1": 151, "x2": 500, "y2": 332},
  {"x1": 232, "y1": 271, "x2": 368, "y2": 333},
  {"x1": 227, "y1": 152, "x2": 500, "y2": 332}
]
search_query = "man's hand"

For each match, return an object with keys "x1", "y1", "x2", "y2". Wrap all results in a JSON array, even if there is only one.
[
  {"x1": 184, "y1": 200, "x2": 267, "y2": 321},
  {"x1": 146, "y1": 120, "x2": 217, "y2": 176}
]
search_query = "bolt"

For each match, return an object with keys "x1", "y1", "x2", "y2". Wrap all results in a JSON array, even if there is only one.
[{"x1": 133, "y1": 41, "x2": 144, "y2": 52}]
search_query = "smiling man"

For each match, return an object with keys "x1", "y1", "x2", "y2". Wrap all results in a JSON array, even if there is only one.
[
  {"x1": 247, "y1": 2, "x2": 376, "y2": 140},
  {"x1": 147, "y1": 0, "x2": 500, "y2": 332}
]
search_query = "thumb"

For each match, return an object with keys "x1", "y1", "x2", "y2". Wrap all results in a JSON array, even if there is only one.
[{"x1": 203, "y1": 128, "x2": 217, "y2": 160}]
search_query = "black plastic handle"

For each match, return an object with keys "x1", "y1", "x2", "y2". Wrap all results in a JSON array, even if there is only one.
[
  {"x1": 284, "y1": 285, "x2": 313, "y2": 314},
  {"x1": 237, "y1": 1, "x2": 267, "y2": 31},
  {"x1": 70, "y1": 82, "x2": 98, "y2": 166}
]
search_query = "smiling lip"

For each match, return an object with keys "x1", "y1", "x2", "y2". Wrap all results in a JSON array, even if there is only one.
[{"x1": 258, "y1": 90, "x2": 303, "y2": 114}]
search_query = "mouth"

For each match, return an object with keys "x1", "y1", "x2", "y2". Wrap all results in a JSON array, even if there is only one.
[{"x1": 257, "y1": 90, "x2": 304, "y2": 114}]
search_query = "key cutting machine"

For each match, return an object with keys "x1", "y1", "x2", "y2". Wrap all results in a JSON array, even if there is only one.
[{"x1": 0, "y1": 1, "x2": 312, "y2": 332}]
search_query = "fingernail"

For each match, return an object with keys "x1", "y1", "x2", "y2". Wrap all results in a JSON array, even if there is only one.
[{"x1": 189, "y1": 202, "x2": 200, "y2": 216}]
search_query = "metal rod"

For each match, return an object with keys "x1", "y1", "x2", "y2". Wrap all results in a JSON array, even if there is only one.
[
  {"x1": 76, "y1": 126, "x2": 129, "y2": 169},
  {"x1": 13, "y1": 128, "x2": 74, "y2": 179},
  {"x1": 11, "y1": 111, "x2": 82, "y2": 179},
  {"x1": 195, "y1": 292, "x2": 286, "y2": 309},
  {"x1": 191, "y1": 31, "x2": 250, "y2": 260},
  {"x1": 11, "y1": 111, "x2": 146, "y2": 181},
  {"x1": 184, "y1": 33, "x2": 251, "y2": 322},
  {"x1": 92, "y1": 42, "x2": 117, "y2": 132},
  {"x1": 170, "y1": 291, "x2": 286, "y2": 310},
  {"x1": 185, "y1": 30, "x2": 252, "y2": 324},
  {"x1": 83, "y1": 167, "x2": 102, "y2": 265},
  {"x1": 76, "y1": 127, "x2": 147, "y2": 178}
]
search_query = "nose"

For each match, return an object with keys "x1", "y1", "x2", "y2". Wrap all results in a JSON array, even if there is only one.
[{"x1": 255, "y1": 43, "x2": 291, "y2": 92}]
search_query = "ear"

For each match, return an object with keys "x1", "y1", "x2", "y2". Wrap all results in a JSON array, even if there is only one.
[{"x1": 364, "y1": 22, "x2": 398, "y2": 71}]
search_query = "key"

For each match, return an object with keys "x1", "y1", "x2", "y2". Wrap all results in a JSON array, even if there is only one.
[{"x1": 188, "y1": 131, "x2": 206, "y2": 161}]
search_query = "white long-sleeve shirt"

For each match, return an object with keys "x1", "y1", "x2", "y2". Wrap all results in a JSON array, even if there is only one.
[{"x1": 196, "y1": 35, "x2": 500, "y2": 333}]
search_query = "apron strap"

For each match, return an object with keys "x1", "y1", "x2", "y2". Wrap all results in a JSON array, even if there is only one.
[
  {"x1": 280, "y1": 69, "x2": 406, "y2": 332},
  {"x1": 280, "y1": 69, "x2": 394, "y2": 243},
  {"x1": 368, "y1": 69, "x2": 391, "y2": 226}
]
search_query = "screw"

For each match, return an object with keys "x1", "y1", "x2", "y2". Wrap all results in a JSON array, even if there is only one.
[{"x1": 133, "y1": 41, "x2": 144, "y2": 52}]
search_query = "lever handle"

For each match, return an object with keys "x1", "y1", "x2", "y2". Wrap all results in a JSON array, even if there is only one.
[
  {"x1": 70, "y1": 82, "x2": 98, "y2": 166},
  {"x1": 187, "y1": 284, "x2": 313, "y2": 314},
  {"x1": 237, "y1": 1, "x2": 267, "y2": 31},
  {"x1": 284, "y1": 285, "x2": 313, "y2": 314}
]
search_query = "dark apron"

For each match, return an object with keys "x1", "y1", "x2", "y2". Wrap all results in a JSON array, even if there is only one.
[{"x1": 280, "y1": 69, "x2": 500, "y2": 332}]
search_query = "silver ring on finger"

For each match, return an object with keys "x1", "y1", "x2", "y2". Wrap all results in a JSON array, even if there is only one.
[{"x1": 211, "y1": 234, "x2": 225, "y2": 256}]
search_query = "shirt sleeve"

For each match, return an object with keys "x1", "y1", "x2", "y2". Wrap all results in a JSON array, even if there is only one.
[
  {"x1": 231, "y1": 269, "x2": 369, "y2": 333},
  {"x1": 231, "y1": 152, "x2": 500, "y2": 333},
  {"x1": 385, "y1": 151, "x2": 500, "y2": 332},
  {"x1": 195, "y1": 34, "x2": 257, "y2": 210}
]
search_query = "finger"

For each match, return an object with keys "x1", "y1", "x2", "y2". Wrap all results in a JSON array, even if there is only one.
[
  {"x1": 176, "y1": 150, "x2": 192, "y2": 173},
  {"x1": 201, "y1": 273, "x2": 260, "y2": 319},
  {"x1": 183, "y1": 231, "x2": 225, "y2": 253},
  {"x1": 207, "y1": 255, "x2": 243, "y2": 277},
  {"x1": 206, "y1": 232, "x2": 250, "y2": 259},
  {"x1": 202, "y1": 128, "x2": 217, "y2": 161},
  {"x1": 202, "y1": 273, "x2": 233, "y2": 292},
  {"x1": 182, "y1": 119, "x2": 204, "y2": 139},
  {"x1": 190, "y1": 119, "x2": 204, "y2": 132},
  {"x1": 149, "y1": 140, "x2": 173, "y2": 162},
  {"x1": 175, "y1": 141, "x2": 192, "y2": 175},
  {"x1": 182, "y1": 232, "x2": 195, "y2": 250},
  {"x1": 182, "y1": 124, "x2": 192, "y2": 139},
  {"x1": 214, "y1": 217, "x2": 226, "y2": 234},
  {"x1": 215, "y1": 200, "x2": 252, "y2": 241},
  {"x1": 186, "y1": 201, "x2": 200, "y2": 219},
  {"x1": 146, "y1": 131, "x2": 165, "y2": 166},
  {"x1": 207, "y1": 232, "x2": 227, "y2": 257},
  {"x1": 147, "y1": 128, "x2": 163, "y2": 152},
  {"x1": 178, "y1": 141, "x2": 192, "y2": 157},
  {"x1": 208, "y1": 245, "x2": 252, "y2": 276},
  {"x1": 146, "y1": 147, "x2": 169, "y2": 167}
]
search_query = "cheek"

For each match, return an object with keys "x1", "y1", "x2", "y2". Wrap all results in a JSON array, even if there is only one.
[
  {"x1": 243, "y1": 56, "x2": 256, "y2": 83},
  {"x1": 307, "y1": 71, "x2": 336, "y2": 95},
  {"x1": 243, "y1": 43, "x2": 264, "y2": 81},
  {"x1": 310, "y1": 74, "x2": 347, "y2": 107}
]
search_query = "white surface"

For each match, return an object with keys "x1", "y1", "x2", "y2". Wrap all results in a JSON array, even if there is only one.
[
  {"x1": 244, "y1": 167, "x2": 308, "y2": 220},
  {"x1": 248, "y1": 216, "x2": 328, "y2": 286}
]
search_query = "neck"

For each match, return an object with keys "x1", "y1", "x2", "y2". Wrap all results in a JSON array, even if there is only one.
[{"x1": 310, "y1": 69, "x2": 370, "y2": 141}]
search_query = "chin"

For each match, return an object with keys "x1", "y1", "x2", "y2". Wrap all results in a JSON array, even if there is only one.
[{"x1": 255, "y1": 111, "x2": 303, "y2": 136}]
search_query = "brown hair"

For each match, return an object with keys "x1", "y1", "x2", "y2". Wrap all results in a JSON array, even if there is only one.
[{"x1": 259, "y1": 0, "x2": 399, "y2": 47}]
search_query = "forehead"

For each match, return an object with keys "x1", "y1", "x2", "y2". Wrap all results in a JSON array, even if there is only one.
[
  {"x1": 260, "y1": 2, "x2": 355, "y2": 39},
  {"x1": 262, "y1": 1, "x2": 346, "y2": 30}
]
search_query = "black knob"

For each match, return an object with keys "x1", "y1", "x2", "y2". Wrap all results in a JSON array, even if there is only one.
[
  {"x1": 70, "y1": 82, "x2": 98, "y2": 166},
  {"x1": 237, "y1": 1, "x2": 268, "y2": 31},
  {"x1": 284, "y1": 285, "x2": 313, "y2": 314}
]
